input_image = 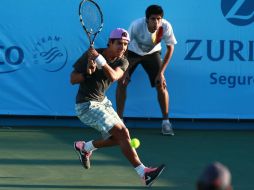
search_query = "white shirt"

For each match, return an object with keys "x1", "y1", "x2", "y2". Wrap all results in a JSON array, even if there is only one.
[{"x1": 128, "y1": 17, "x2": 177, "y2": 56}]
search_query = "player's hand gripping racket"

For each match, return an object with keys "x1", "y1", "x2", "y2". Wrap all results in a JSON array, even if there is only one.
[{"x1": 79, "y1": 0, "x2": 103, "y2": 74}]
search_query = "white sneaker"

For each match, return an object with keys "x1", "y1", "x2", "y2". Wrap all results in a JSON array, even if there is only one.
[{"x1": 161, "y1": 122, "x2": 174, "y2": 136}]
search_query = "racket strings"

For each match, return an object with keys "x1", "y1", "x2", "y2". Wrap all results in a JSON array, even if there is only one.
[{"x1": 80, "y1": 1, "x2": 102, "y2": 34}]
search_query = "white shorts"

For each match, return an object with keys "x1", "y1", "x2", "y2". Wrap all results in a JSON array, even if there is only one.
[{"x1": 75, "y1": 97, "x2": 124, "y2": 139}]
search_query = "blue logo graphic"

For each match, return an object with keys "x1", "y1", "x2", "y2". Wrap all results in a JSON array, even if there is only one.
[
  {"x1": 221, "y1": 0, "x2": 254, "y2": 26},
  {"x1": 33, "y1": 36, "x2": 68, "y2": 72}
]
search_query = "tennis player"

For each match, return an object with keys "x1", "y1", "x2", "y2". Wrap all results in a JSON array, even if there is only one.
[
  {"x1": 116, "y1": 5, "x2": 177, "y2": 135},
  {"x1": 70, "y1": 28, "x2": 165, "y2": 187}
]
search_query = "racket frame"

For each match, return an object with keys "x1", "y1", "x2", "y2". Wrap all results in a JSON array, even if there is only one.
[{"x1": 78, "y1": 0, "x2": 104, "y2": 46}]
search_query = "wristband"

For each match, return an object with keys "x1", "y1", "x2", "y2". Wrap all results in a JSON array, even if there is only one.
[{"x1": 94, "y1": 54, "x2": 106, "y2": 69}]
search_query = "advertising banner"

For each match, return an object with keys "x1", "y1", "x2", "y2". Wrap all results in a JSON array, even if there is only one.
[{"x1": 0, "y1": 0, "x2": 253, "y2": 119}]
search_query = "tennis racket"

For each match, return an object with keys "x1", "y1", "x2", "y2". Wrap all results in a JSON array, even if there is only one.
[{"x1": 78, "y1": 0, "x2": 103, "y2": 74}]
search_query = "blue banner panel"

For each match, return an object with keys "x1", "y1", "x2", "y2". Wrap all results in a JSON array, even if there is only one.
[{"x1": 0, "y1": 0, "x2": 254, "y2": 119}]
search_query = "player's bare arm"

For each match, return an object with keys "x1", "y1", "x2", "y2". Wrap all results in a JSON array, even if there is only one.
[
  {"x1": 88, "y1": 47, "x2": 124, "y2": 82},
  {"x1": 120, "y1": 69, "x2": 131, "y2": 85},
  {"x1": 103, "y1": 65, "x2": 124, "y2": 82},
  {"x1": 70, "y1": 70, "x2": 84, "y2": 85},
  {"x1": 155, "y1": 44, "x2": 174, "y2": 86},
  {"x1": 161, "y1": 44, "x2": 174, "y2": 74}
]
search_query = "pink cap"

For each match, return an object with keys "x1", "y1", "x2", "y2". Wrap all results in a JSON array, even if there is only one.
[{"x1": 109, "y1": 28, "x2": 130, "y2": 41}]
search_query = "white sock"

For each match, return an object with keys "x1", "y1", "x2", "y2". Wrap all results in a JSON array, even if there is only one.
[
  {"x1": 84, "y1": 141, "x2": 97, "y2": 152},
  {"x1": 162, "y1": 119, "x2": 170, "y2": 125},
  {"x1": 135, "y1": 164, "x2": 146, "y2": 178}
]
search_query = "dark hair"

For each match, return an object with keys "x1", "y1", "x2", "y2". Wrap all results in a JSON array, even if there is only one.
[
  {"x1": 107, "y1": 39, "x2": 117, "y2": 47},
  {"x1": 197, "y1": 162, "x2": 231, "y2": 190},
  {"x1": 145, "y1": 5, "x2": 164, "y2": 19}
]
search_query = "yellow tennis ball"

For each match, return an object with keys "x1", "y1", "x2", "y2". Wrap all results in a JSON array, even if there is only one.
[{"x1": 130, "y1": 138, "x2": 140, "y2": 149}]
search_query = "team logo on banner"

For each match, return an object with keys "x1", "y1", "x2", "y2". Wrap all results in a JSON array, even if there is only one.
[
  {"x1": 33, "y1": 36, "x2": 68, "y2": 72},
  {"x1": 221, "y1": 0, "x2": 254, "y2": 26}
]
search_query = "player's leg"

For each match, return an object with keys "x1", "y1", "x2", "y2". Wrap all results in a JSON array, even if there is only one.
[
  {"x1": 142, "y1": 52, "x2": 174, "y2": 135},
  {"x1": 97, "y1": 97, "x2": 141, "y2": 166},
  {"x1": 74, "y1": 101, "x2": 98, "y2": 169},
  {"x1": 156, "y1": 81, "x2": 174, "y2": 135},
  {"x1": 109, "y1": 123, "x2": 141, "y2": 166},
  {"x1": 116, "y1": 84, "x2": 126, "y2": 119},
  {"x1": 75, "y1": 98, "x2": 165, "y2": 186},
  {"x1": 116, "y1": 50, "x2": 140, "y2": 119},
  {"x1": 156, "y1": 79, "x2": 169, "y2": 120},
  {"x1": 74, "y1": 136, "x2": 119, "y2": 169},
  {"x1": 99, "y1": 98, "x2": 166, "y2": 186},
  {"x1": 77, "y1": 98, "x2": 145, "y2": 175},
  {"x1": 74, "y1": 98, "x2": 139, "y2": 167}
]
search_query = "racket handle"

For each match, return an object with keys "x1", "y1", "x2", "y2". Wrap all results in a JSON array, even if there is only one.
[
  {"x1": 87, "y1": 43, "x2": 96, "y2": 74},
  {"x1": 87, "y1": 65, "x2": 96, "y2": 75}
]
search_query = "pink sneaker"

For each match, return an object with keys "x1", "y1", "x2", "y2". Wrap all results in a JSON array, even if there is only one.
[
  {"x1": 143, "y1": 164, "x2": 165, "y2": 187},
  {"x1": 74, "y1": 141, "x2": 92, "y2": 169}
]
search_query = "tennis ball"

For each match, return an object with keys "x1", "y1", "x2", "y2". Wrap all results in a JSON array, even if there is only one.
[{"x1": 130, "y1": 138, "x2": 140, "y2": 149}]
